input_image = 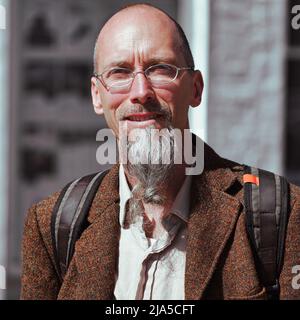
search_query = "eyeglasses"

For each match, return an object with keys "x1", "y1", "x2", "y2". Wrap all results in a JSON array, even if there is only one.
[{"x1": 93, "y1": 63, "x2": 194, "y2": 92}]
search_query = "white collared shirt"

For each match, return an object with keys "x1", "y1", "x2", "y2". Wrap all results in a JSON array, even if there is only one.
[{"x1": 114, "y1": 165, "x2": 191, "y2": 300}]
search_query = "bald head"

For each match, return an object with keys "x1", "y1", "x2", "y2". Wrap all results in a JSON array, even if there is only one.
[{"x1": 93, "y1": 4, "x2": 194, "y2": 73}]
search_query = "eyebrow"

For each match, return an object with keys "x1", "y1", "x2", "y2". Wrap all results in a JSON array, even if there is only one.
[
  {"x1": 102, "y1": 56, "x2": 179, "y2": 71},
  {"x1": 145, "y1": 57, "x2": 178, "y2": 67},
  {"x1": 102, "y1": 60, "x2": 131, "y2": 71}
]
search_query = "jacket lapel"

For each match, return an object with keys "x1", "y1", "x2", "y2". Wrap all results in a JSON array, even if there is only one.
[
  {"x1": 185, "y1": 146, "x2": 244, "y2": 300},
  {"x1": 69, "y1": 165, "x2": 120, "y2": 299}
]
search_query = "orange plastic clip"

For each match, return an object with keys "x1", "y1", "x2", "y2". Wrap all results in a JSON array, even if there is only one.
[{"x1": 243, "y1": 174, "x2": 260, "y2": 186}]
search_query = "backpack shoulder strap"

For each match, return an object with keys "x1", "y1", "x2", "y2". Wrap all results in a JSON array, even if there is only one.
[
  {"x1": 243, "y1": 165, "x2": 290, "y2": 299},
  {"x1": 50, "y1": 170, "x2": 109, "y2": 283}
]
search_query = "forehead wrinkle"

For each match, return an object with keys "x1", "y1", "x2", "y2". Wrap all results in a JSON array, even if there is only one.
[{"x1": 100, "y1": 32, "x2": 180, "y2": 69}]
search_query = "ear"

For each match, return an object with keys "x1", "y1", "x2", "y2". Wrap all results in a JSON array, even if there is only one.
[
  {"x1": 190, "y1": 70, "x2": 204, "y2": 108},
  {"x1": 91, "y1": 77, "x2": 104, "y2": 115}
]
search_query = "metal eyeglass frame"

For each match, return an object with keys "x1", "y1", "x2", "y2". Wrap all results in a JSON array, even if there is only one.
[{"x1": 93, "y1": 63, "x2": 194, "y2": 90}]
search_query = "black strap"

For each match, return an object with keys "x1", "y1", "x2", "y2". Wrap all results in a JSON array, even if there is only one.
[
  {"x1": 244, "y1": 165, "x2": 289, "y2": 299},
  {"x1": 51, "y1": 170, "x2": 108, "y2": 282}
]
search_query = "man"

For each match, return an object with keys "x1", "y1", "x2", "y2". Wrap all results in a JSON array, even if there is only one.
[{"x1": 21, "y1": 4, "x2": 300, "y2": 300}]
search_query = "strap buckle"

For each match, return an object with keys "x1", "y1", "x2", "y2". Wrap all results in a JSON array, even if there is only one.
[{"x1": 266, "y1": 279, "x2": 280, "y2": 300}]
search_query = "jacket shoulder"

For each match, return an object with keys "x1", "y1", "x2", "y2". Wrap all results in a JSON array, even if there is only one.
[
  {"x1": 288, "y1": 180, "x2": 300, "y2": 207},
  {"x1": 24, "y1": 168, "x2": 111, "y2": 254},
  {"x1": 24, "y1": 190, "x2": 62, "y2": 261},
  {"x1": 21, "y1": 189, "x2": 64, "y2": 299}
]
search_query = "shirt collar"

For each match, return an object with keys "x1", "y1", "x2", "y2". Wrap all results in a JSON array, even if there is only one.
[
  {"x1": 169, "y1": 174, "x2": 192, "y2": 223},
  {"x1": 119, "y1": 165, "x2": 192, "y2": 228},
  {"x1": 119, "y1": 165, "x2": 132, "y2": 227}
]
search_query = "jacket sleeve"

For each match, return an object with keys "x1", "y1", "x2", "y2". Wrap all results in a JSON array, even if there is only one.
[
  {"x1": 279, "y1": 192, "x2": 300, "y2": 299},
  {"x1": 20, "y1": 202, "x2": 60, "y2": 300}
]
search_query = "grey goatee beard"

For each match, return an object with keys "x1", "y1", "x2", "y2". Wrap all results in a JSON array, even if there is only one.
[{"x1": 125, "y1": 125, "x2": 177, "y2": 225}]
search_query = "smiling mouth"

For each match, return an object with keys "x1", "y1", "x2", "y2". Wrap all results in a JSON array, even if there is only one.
[{"x1": 124, "y1": 112, "x2": 162, "y2": 122}]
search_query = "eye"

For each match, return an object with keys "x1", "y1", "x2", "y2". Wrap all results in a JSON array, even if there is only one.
[
  {"x1": 147, "y1": 64, "x2": 175, "y2": 76},
  {"x1": 106, "y1": 68, "x2": 131, "y2": 78},
  {"x1": 147, "y1": 64, "x2": 177, "y2": 81}
]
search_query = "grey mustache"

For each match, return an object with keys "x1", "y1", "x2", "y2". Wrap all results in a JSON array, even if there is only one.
[{"x1": 118, "y1": 104, "x2": 171, "y2": 121}]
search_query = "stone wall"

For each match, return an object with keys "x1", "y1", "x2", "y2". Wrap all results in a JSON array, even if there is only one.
[{"x1": 207, "y1": 0, "x2": 286, "y2": 175}]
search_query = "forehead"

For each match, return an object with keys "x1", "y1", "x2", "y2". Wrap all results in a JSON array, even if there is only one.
[{"x1": 97, "y1": 8, "x2": 184, "y2": 70}]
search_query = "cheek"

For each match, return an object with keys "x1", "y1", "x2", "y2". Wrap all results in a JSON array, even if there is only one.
[
  {"x1": 101, "y1": 92, "x2": 127, "y2": 124},
  {"x1": 101, "y1": 91, "x2": 126, "y2": 110},
  {"x1": 156, "y1": 87, "x2": 191, "y2": 130},
  {"x1": 156, "y1": 87, "x2": 190, "y2": 117}
]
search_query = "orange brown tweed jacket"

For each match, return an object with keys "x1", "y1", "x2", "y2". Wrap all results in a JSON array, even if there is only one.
[{"x1": 20, "y1": 145, "x2": 300, "y2": 300}]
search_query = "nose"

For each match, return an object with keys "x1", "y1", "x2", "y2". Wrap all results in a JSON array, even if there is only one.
[{"x1": 129, "y1": 72, "x2": 155, "y2": 104}]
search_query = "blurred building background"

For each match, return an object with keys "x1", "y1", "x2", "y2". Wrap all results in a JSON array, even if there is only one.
[{"x1": 0, "y1": 0, "x2": 299, "y2": 299}]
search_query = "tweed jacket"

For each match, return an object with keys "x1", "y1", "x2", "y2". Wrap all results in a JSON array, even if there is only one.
[{"x1": 20, "y1": 144, "x2": 300, "y2": 300}]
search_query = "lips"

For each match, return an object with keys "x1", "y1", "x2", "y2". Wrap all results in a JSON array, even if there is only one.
[{"x1": 124, "y1": 112, "x2": 161, "y2": 122}]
